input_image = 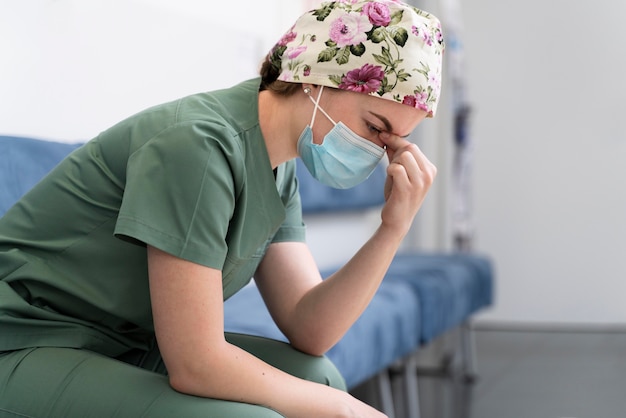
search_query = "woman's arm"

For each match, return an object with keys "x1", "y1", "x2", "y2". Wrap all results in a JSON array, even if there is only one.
[
  {"x1": 255, "y1": 133, "x2": 436, "y2": 356},
  {"x1": 147, "y1": 245, "x2": 385, "y2": 418}
]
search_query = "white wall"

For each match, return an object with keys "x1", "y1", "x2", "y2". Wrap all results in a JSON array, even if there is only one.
[
  {"x1": 0, "y1": 0, "x2": 303, "y2": 142},
  {"x1": 463, "y1": 1, "x2": 626, "y2": 325}
]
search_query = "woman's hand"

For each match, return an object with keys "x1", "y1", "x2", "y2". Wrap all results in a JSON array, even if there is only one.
[
  {"x1": 378, "y1": 131, "x2": 437, "y2": 237},
  {"x1": 336, "y1": 391, "x2": 388, "y2": 418}
]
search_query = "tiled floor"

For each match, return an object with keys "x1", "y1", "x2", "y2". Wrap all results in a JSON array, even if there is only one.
[{"x1": 417, "y1": 327, "x2": 626, "y2": 418}]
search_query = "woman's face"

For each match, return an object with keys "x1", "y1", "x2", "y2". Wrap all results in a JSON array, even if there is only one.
[{"x1": 309, "y1": 87, "x2": 429, "y2": 147}]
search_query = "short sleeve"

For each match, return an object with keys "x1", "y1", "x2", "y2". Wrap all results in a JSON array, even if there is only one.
[{"x1": 114, "y1": 122, "x2": 239, "y2": 269}]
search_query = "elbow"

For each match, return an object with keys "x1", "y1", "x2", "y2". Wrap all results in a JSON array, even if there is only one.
[
  {"x1": 288, "y1": 330, "x2": 338, "y2": 357},
  {"x1": 168, "y1": 375, "x2": 186, "y2": 394},
  {"x1": 167, "y1": 361, "x2": 222, "y2": 398},
  {"x1": 293, "y1": 342, "x2": 327, "y2": 358},
  {"x1": 282, "y1": 315, "x2": 347, "y2": 356},
  {"x1": 168, "y1": 371, "x2": 203, "y2": 397}
]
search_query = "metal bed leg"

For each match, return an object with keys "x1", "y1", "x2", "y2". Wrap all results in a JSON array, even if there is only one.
[
  {"x1": 376, "y1": 369, "x2": 396, "y2": 418},
  {"x1": 460, "y1": 321, "x2": 478, "y2": 383},
  {"x1": 403, "y1": 355, "x2": 421, "y2": 418}
]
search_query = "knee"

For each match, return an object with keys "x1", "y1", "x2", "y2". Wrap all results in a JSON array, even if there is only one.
[
  {"x1": 225, "y1": 333, "x2": 347, "y2": 391},
  {"x1": 302, "y1": 354, "x2": 347, "y2": 391}
]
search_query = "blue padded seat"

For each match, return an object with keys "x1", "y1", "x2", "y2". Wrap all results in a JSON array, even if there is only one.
[
  {"x1": 223, "y1": 278, "x2": 421, "y2": 389},
  {"x1": 385, "y1": 253, "x2": 494, "y2": 343},
  {"x1": 0, "y1": 136, "x2": 81, "y2": 215},
  {"x1": 224, "y1": 249, "x2": 495, "y2": 388}
]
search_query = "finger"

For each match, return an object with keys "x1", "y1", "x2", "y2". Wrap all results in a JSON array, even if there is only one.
[
  {"x1": 380, "y1": 132, "x2": 426, "y2": 167},
  {"x1": 390, "y1": 146, "x2": 437, "y2": 190},
  {"x1": 391, "y1": 150, "x2": 421, "y2": 185},
  {"x1": 395, "y1": 143, "x2": 436, "y2": 178},
  {"x1": 378, "y1": 131, "x2": 411, "y2": 159}
]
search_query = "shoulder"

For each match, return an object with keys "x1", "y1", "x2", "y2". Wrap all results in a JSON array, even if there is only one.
[
  {"x1": 97, "y1": 79, "x2": 262, "y2": 161},
  {"x1": 101, "y1": 78, "x2": 262, "y2": 144},
  {"x1": 175, "y1": 78, "x2": 262, "y2": 135}
]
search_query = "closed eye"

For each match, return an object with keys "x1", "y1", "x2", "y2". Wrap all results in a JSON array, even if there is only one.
[
  {"x1": 367, "y1": 123, "x2": 383, "y2": 134},
  {"x1": 365, "y1": 123, "x2": 387, "y2": 148}
]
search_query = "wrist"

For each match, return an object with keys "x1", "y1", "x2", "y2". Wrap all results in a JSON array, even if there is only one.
[{"x1": 374, "y1": 222, "x2": 407, "y2": 250}]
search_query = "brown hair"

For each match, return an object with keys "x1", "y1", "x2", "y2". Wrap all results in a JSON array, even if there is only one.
[{"x1": 259, "y1": 55, "x2": 301, "y2": 97}]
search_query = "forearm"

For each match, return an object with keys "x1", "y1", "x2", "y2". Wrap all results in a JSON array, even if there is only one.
[
  {"x1": 290, "y1": 224, "x2": 406, "y2": 354},
  {"x1": 147, "y1": 246, "x2": 380, "y2": 417},
  {"x1": 170, "y1": 339, "x2": 352, "y2": 417},
  {"x1": 257, "y1": 134, "x2": 434, "y2": 355}
]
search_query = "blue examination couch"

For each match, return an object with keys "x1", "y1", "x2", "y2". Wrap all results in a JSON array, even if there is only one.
[{"x1": 0, "y1": 135, "x2": 494, "y2": 416}]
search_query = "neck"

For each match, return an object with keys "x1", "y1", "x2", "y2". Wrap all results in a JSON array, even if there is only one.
[{"x1": 258, "y1": 90, "x2": 301, "y2": 169}]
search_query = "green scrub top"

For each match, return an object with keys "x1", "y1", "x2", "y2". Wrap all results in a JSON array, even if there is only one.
[{"x1": 0, "y1": 78, "x2": 306, "y2": 356}]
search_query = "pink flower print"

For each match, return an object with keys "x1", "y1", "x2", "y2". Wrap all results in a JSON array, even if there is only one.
[
  {"x1": 286, "y1": 45, "x2": 307, "y2": 59},
  {"x1": 428, "y1": 70, "x2": 441, "y2": 92},
  {"x1": 402, "y1": 91, "x2": 429, "y2": 110},
  {"x1": 435, "y1": 28, "x2": 444, "y2": 45},
  {"x1": 423, "y1": 31, "x2": 433, "y2": 46},
  {"x1": 412, "y1": 23, "x2": 433, "y2": 46},
  {"x1": 278, "y1": 28, "x2": 297, "y2": 46},
  {"x1": 338, "y1": 64, "x2": 385, "y2": 93},
  {"x1": 329, "y1": 13, "x2": 373, "y2": 47},
  {"x1": 303, "y1": 65, "x2": 311, "y2": 76},
  {"x1": 362, "y1": 2, "x2": 391, "y2": 27},
  {"x1": 416, "y1": 91, "x2": 430, "y2": 112},
  {"x1": 402, "y1": 95, "x2": 418, "y2": 107},
  {"x1": 277, "y1": 69, "x2": 295, "y2": 82}
]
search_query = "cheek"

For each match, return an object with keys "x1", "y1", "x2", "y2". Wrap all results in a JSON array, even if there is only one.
[
  {"x1": 369, "y1": 135, "x2": 386, "y2": 149},
  {"x1": 312, "y1": 120, "x2": 334, "y2": 145},
  {"x1": 354, "y1": 125, "x2": 385, "y2": 148},
  {"x1": 313, "y1": 132, "x2": 324, "y2": 145}
]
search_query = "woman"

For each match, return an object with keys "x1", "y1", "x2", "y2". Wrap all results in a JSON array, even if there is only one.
[{"x1": 0, "y1": 1, "x2": 443, "y2": 416}]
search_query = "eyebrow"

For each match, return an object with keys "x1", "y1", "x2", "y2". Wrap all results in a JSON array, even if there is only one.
[{"x1": 368, "y1": 112, "x2": 411, "y2": 138}]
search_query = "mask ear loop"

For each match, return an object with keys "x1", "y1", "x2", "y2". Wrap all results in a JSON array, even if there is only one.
[{"x1": 306, "y1": 86, "x2": 337, "y2": 128}]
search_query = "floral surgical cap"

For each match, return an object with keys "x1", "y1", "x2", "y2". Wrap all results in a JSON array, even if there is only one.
[{"x1": 268, "y1": 0, "x2": 445, "y2": 117}]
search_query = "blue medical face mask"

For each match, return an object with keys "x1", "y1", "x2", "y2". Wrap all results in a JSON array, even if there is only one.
[{"x1": 297, "y1": 86, "x2": 386, "y2": 189}]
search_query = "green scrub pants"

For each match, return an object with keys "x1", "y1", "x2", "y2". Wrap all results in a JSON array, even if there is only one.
[{"x1": 0, "y1": 333, "x2": 346, "y2": 418}]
